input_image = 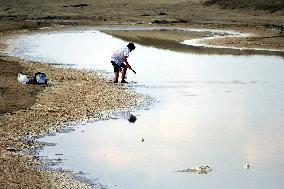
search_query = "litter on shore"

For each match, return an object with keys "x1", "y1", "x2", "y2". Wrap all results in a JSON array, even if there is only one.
[{"x1": 17, "y1": 72, "x2": 48, "y2": 84}]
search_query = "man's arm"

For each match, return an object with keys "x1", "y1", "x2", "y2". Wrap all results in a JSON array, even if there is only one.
[{"x1": 124, "y1": 56, "x2": 132, "y2": 69}]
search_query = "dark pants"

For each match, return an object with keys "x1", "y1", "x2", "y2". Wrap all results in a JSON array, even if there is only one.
[{"x1": 111, "y1": 61, "x2": 127, "y2": 72}]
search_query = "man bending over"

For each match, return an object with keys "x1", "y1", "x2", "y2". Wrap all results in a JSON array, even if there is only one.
[{"x1": 110, "y1": 43, "x2": 136, "y2": 83}]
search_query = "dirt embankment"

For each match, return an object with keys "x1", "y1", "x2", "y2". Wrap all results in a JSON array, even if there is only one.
[
  {"x1": 0, "y1": 59, "x2": 45, "y2": 115},
  {"x1": 0, "y1": 56, "x2": 147, "y2": 188},
  {"x1": 1, "y1": 0, "x2": 283, "y2": 50}
]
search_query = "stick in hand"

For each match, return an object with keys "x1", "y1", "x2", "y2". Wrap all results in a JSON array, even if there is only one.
[{"x1": 130, "y1": 68, "x2": 136, "y2": 74}]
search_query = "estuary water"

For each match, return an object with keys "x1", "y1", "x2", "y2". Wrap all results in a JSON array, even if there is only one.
[{"x1": 4, "y1": 27, "x2": 284, "y2": 189}]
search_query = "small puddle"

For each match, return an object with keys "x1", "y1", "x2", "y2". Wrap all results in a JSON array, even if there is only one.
[{"x1": 3, "y1": 27, "x2": 284, "y2": 189}]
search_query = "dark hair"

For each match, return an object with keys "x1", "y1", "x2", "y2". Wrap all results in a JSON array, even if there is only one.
[{"x1": 127, "y1": 43, "x2": 136, "y2": 51}]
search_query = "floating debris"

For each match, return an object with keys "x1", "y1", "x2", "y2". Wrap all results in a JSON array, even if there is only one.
[
  {"x1": 243, "y1": 164, "x2": 250, "y2": 169},
  {"x1": 177, "y1": 165, "x2": 212, "y2": 174},
  {"x1": 141, "y1": 138, "x2": 144, "y2": 142}
]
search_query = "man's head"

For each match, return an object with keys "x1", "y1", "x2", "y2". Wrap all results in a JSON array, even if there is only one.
[{"x1": 127, "y1": 43, "x2": 136, "y2": 52}]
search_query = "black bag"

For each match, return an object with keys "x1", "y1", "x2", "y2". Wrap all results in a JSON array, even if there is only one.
[{"x1": 33, "y1": 72, "x2": 48, "y2": 84}]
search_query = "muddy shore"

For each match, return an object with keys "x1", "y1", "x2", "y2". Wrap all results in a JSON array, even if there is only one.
[
  {"x1": 0, "y1": 55, "x2": 147, "y2": 188},
  {"x1": 1, "y1": 0, "x2": 283, "y2": 50},
  {"x1": 1, "y1": 0, "x2": 283, "y2": 188}
]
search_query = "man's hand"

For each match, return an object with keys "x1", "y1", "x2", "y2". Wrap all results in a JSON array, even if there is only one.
[
  {"x1": 126, "y1": 63, "x2": 132, "y2": 69},
  {"x1": 124, "y1": 56, "x2": 132, "y2": 69}
]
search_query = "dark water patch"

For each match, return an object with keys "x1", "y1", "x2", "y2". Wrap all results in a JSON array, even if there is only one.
[
  {"x1": 70, "y1": 4, "x2": 90, "y2": 8},
  {"x1": 151, "y1": 19, "x2": 190, "y2": 24},
  {"x1": 105, "y1": 33, "x2": 284, "y2": 57}
]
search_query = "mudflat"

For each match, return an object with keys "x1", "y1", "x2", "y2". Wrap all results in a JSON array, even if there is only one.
[
  {"x1": 0, "y1": 0, "x2": 283, "y2": 188},
  {"x1": 0, "y1": 0, "x2": 283, "y2": 50}
]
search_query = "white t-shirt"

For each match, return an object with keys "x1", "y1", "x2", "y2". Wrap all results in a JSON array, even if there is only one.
[{"x1": 111, "y1": 47, "x2": 130, "y2": 66}]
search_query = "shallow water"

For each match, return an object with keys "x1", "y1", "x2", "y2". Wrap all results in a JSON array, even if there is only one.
[{"x1": 4, "y1": 27, "x2": 284, "y2": 189}]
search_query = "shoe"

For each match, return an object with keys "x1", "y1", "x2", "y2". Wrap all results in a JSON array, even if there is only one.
[
  {"x1": 121, "y1": 80, "x2": 128, "y2": 83},
  {"x1": 114, "y1": 81, "x2": 118, "y2": 84}
]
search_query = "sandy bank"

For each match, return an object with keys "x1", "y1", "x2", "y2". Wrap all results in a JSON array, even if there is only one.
[{"x1": 0, "y1": 54, "x2": 147, "y2": 188}]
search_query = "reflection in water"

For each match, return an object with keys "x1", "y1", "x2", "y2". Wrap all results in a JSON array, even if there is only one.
[
  {"x1": 120, "y1": 111, "x2": 137, "y2": 123},
  {"x1": 4, "y1": 27, "x2": 284, "y2": 189},
  {"x1": 100, "y1": 27, "x2": 284, "y2": 57},
  {"x1": 244, "y1": 126, "x2": 284, "y2": 168},
  {"x1": 128, "y1": 114, "x2": 137, "y2": 123},
  {"x1": 105, "y1": 33, "x2": 284, "y2": 57}
]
